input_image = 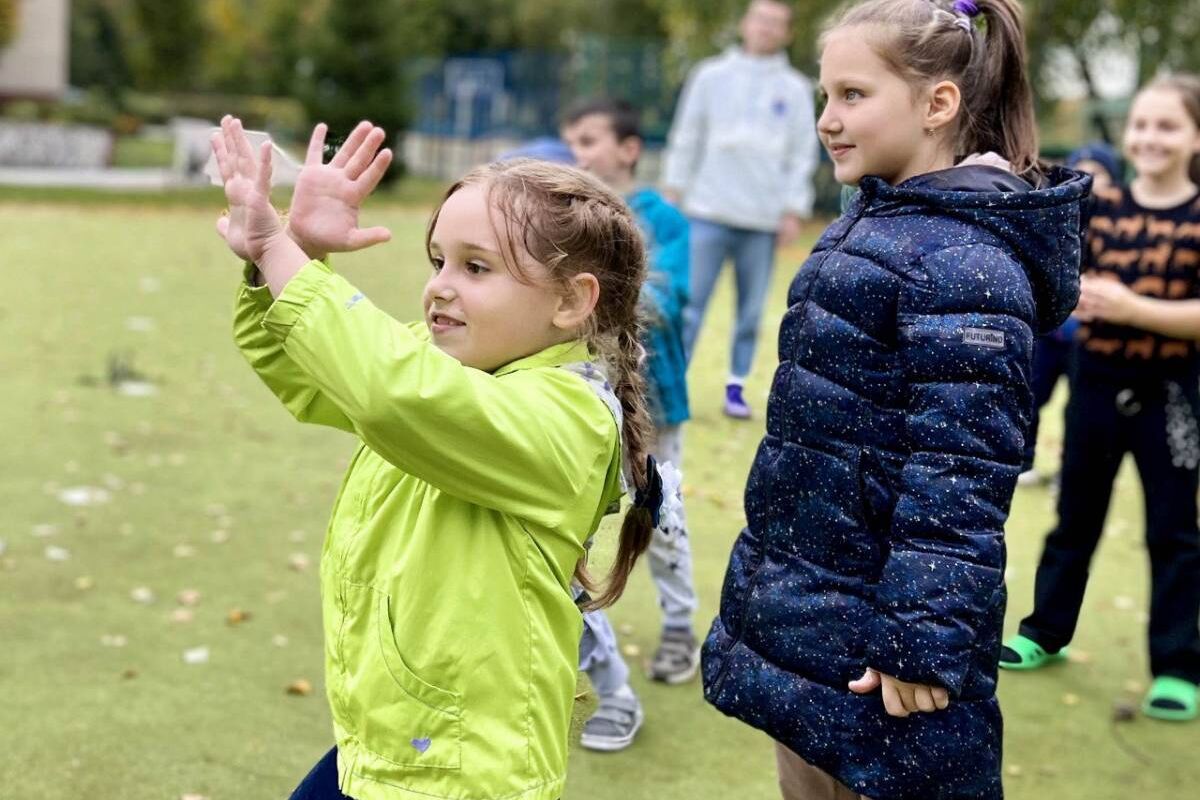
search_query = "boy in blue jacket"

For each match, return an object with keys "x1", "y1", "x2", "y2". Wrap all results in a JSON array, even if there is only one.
[{"x1": 562, "y1": 98, "x2": 697, "y2": 751}]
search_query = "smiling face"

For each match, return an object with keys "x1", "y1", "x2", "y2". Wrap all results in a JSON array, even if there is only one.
[
  {"x1": 1123, "y1": 87, "x2": 1200, "y2": 185},
  {"x1": 423, "y1": 183, "x2": 574, "y2": 372},
  {"x1": 817, "y1": 27, "x2": 942, "y2": 186}
]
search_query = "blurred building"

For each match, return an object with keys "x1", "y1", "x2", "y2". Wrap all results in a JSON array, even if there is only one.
[{"x1": 0, "y1": 0, "x2": 69, "y2": 101}]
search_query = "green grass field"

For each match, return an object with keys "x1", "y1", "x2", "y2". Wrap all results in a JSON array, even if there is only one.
[{"x1": 0, "y1": 199, "x2": 1193, "y2": 799}]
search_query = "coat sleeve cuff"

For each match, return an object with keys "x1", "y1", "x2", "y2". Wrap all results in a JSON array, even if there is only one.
[{"x1": 261, "y1": 259, "x2": 336, "y2": 341}]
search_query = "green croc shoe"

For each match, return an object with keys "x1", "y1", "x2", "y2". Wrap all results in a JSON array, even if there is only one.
[
  {"x1": 998, "y1": 635, "x2": 1069, "y2": 671},
  {"x1": 1142, "y1": 676, "x2": 1198, "y2": 722}
]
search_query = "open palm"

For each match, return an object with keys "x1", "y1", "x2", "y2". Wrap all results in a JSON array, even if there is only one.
[
  {"x1": 287, "y1": 121, "x2": 394, "y2": 259},
  {"x1": 212, "y1": 115, "x2": 284, "y2": 264}
]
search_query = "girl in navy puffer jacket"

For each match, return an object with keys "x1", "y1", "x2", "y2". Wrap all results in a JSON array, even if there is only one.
[{"x1": 700, "y1": 1, "x2": 1089, "y2": 798}]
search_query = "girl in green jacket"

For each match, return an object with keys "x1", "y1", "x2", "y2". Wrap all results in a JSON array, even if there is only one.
[{"x1": 212, "y1": 116, "x2": 664, "y2": 800}]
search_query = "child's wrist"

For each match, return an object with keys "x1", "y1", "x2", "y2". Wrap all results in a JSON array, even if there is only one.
[{"x1": 284, "y1": 220, "x2": 328, "y2": 262}]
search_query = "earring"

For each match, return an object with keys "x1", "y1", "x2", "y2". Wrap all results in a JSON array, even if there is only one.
[{"x1": 925, "y1": 127, "x2": 937, "y2": 137}]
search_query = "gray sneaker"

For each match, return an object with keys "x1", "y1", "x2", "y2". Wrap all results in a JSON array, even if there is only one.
[
  {"x1": 580, "y1": 692, "x2": 644, "y2": 752},
  {"x1": 647, "y1": 628, "x2": 700, "y2": 684}
]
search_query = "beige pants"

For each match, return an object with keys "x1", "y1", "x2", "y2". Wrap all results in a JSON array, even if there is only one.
[{"x1": 776, "y1": 742, "x2": 870, "y2": 800}]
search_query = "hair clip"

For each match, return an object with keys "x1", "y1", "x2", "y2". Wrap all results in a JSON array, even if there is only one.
[
  {"x1": 633, "y1": 454, "x2": 665, "y2": 528},
  {"x1": 952, "y1": 0, "x2": 980, "y2": 16}
]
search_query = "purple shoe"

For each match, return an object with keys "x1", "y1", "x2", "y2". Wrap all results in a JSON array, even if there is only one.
[{"x1": 724, "y1": 383, "x2": 752, "y2": 419}]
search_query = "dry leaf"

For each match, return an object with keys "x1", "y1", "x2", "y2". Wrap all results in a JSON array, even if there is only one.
[
  {"x1": 288, "y1": 553, "x2": 311, "y2": 572},
  {"x1": 621, "y1": 643, "x2": 641, "y2": 658},
  {"x1": 75, "y1": 576, "x2": 95, "y2": 591},
  {"x1": 171, "y1": 609, "x2": 195, "y2": 624},
  {"x1": 210, "y1": 529, "x2": 230, "y2": 544},
  {"x1": 1112, "y1": 700, "x2": 1137, "y2": 722},
  {"x1": 286, "y1": 678, "x2": 313, "y2": 696},
  {"x1": 1005, "y1": 765, "x2": 1023, "y2": 777},
  {"x1": 1066, "y1": 650, "x2": 1092, "y2": 664},
  {"x1": 57, "y1": 486, "x2": 111, "y2": 507},
  {"x1": 617, "y1": 623, "x2": 635, "y2": 636},
  {"x1": 272, "y1": 634, "x2": 289, "y2": 647},
  {"x1": 226, "y1": 608, "x2": 251, "y2": 626},
  {"x1": 130, "y1": 586, "x2": 156, "y2": 604},
  {"x1": 31, "y1": 523, "x2": 60, "y2": 538},
  {"x1": 44, "y1": 545, "x2": 71, "y2": 562},
  {"x1": 1061, "y1": 693, "x2": 1080, "y2": 707},
  {"x1": 172, "y1": 543, "x2": 196, "y2": 559},
  {"x1": 177, "y1": 589, "x2": 202, "y2": 607},
  {"x1": 121, "y1": 668, "x2": 139, "y2": 680},
  {"x1": 182, "y1": 646, "x2": 210, "y2": 665},
  {"x1": 100, "y1": 634, "x2": 128, "y2": 648}
]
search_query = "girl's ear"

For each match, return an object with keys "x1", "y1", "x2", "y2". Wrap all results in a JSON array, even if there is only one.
[
  {"x1": 925, "y1": 79, "x2": 962, "y2": 135},
  {"x1": 553, "y1": 272, "x2": 601, "y2": 331}
]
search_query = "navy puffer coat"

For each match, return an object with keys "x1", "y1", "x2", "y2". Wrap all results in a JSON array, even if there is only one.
[{"x1": 701, "y1": 165, "x2": 1090, "y2": 800}]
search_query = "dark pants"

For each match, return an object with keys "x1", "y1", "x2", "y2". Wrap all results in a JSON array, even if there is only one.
[
  {"x1": 1022, "y1": 332, "x2": 1074, "y2": 471},
  {"x1": 1019, "y1": 371, "x2": 1200, "y2": 682},
  {"x1": 289, "y1": 747, "x2": 347, "y2": 800}
]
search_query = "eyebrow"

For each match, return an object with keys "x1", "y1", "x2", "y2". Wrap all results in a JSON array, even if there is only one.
[{"x1": 429, "y1": 240, "x2": 502, "y2": 257}]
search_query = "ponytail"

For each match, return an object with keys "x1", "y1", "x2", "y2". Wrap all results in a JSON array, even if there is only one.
[
  {"x1": 960, "y1": 0, "x2": 1039, "y2": 175},
  {"x1": 577, "y1": 326, "x2": 657, "y2": 611}
]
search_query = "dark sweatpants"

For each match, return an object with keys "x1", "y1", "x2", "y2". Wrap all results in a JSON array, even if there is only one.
[
  {"x1": 1021, "y1": 332, "x2": 1074, "y2": 471},
  {"x1": 1019, "y1": 370, "x2": 1200, "y2": 682}
]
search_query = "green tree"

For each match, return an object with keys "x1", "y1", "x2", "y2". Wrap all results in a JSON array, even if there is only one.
[
  {"x1": 127, "y1": 0, "x2": 207, "y2": 91},
  {"x1": 0, "y1": 0, "x2": 18, "y2": 48},
  {"x1": 297, "y1": 0, "x2": 412, "y2": 174}
]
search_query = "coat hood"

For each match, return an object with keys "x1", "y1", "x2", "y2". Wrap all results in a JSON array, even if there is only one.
[{"x1": 858, "y1": 165, "x2": 1092, "y2": 334}]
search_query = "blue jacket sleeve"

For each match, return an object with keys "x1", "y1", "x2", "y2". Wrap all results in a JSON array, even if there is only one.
[
  {"x1": 641, "y1": 201, "x2": 690, "y2": 328},
  {"x1": 865, "y1": 243, "x2": 1035, "y2": 695}
]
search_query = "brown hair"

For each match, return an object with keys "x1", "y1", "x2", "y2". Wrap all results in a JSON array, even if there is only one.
[
  {"x1": 821, "y1": 0, "x2": 1041, "y2": 176},
  {"x1": 425, "y1": 158, "x2": 655, "y2": 610},
  {"x1": 1140, "y1": 73, "x2": 1200, "y2": 185}
]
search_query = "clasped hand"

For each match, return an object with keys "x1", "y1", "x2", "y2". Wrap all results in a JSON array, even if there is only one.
[{"x1": 849, "y1": 668, "x2": 951, "y2": 718}]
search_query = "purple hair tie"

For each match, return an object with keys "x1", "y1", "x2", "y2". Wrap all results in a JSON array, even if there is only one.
[{"x1": 952, "y1": 0, "x2": 980, "y2": 16}]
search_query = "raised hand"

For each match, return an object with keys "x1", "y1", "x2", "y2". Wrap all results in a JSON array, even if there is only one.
[
  {"x1": 211, "y1": 115, "x2": 286, "y2": 263},
  {"x1": 286, "y1": 121, "x2": 394, "y2": 259},
  {"x1": 849, "y1": 667, "x2": 950, "y2": 718}
]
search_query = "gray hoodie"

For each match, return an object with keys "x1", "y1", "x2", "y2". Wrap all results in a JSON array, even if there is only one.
[{"x1": 662, "y1": 47, "x2": 819, "y2": 232}]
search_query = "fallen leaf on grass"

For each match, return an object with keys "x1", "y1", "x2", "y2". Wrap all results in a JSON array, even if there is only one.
[
  {"x1": 121, "y1": 668, "x2": 138, "y2": 680},
  {"x1": 44, "y1": 545, "x2": 71, "y2": 562},
  {"x1": 177, "y1": 589, "x2": 202, "y2": 607},
  {"x1": 621, "y1": 644, "x2": 641, "y2": 658},
  {"x1": 272, "y1": 634, "x2": 289, "y2": 647},
  {"x1": 130, "y1": 586, "x2": 156, "y2": 604},
  {"x1": 288, "y1": 553, "x2": 311, "y2": 572},
  {"x1": 1066, "y1": 650, "x2": 1092, "y2": 664},
  {"x1": 286, "y1": 679, "x2": 313, "y2": 696},
  {"x1": 182, "y1": 646, "x2": 209, "y2": 665},
  {"x1": 57, "y1": 486, "x2": 111, "y2": 507},
  {"x1": 172, "y1": 544, "x2": 196, "y2": 558},
  {"x1": 1061, "y1": 693, "x2": 1080, "y2": 707},
  {"x1": 171, "y1": 609, "x2": 194, "y2": 624},
  {"x1": 210, "y1": 529, "x2": 230, "y2": 544},
  {"x1": 1005, "y1": 765, "x2": 1022, "y2": 777},
  {"x1": 1112, "y1": 700, "x2": 1138, "y2": 722},
  {"x1": 75, "y1": 576, "x2": 94, "y2": 591},
  {"x1": 617, "y1": 623, "x2": 635, "y2": 636},
  {"x1": 31, "y1": 523, "x2": 59, "y2": 538},
  {"x1": 226, "y1": 608, "x2": 251, "y2": 626},
  {"x1": 100, "y1": 634, "x2": 128, "y2": 648}
]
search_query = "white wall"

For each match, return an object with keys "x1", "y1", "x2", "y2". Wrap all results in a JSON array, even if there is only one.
[{"x1": 0, "y1": 0, "x2": 70, "y2": 100}]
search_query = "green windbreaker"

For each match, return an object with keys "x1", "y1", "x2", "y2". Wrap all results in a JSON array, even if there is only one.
[{"x1": 233, "y1": 259, "x2": 624, "y2": 800}]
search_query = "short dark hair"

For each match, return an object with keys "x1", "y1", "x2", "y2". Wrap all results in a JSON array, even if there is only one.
[{"x1": 560, "y1": 98, "x2": 642, "y2": 142}]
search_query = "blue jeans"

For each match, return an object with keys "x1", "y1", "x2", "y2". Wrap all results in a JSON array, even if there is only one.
[{"x1": 683, "y1": 218, "x2": 778, "y2": 380}]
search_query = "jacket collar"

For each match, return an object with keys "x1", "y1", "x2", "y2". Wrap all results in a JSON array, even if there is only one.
[{"x1": 493, "y1": 338, "x2": 593, "y2": 378}]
